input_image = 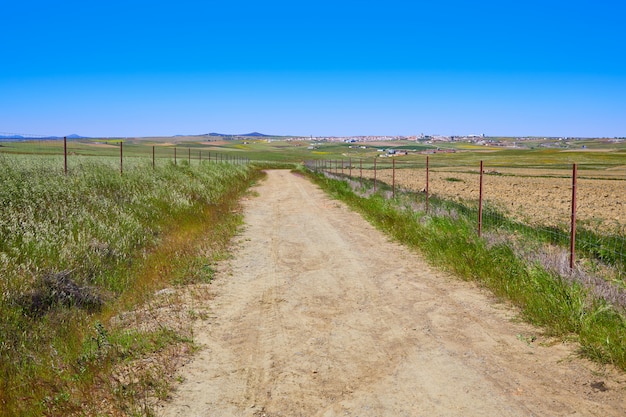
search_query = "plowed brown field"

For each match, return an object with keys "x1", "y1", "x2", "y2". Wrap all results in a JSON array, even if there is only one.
[{"x1": 360, "y1": 166, "x2": 626, "y2": 234}]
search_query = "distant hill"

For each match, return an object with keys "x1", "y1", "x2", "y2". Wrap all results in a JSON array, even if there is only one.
[
  {"x1": 0, "y1": 133, "x2": 86, "y2": 140},
  {"x1": 204, "y1": 132, "x2": 271, "y2": 138}
]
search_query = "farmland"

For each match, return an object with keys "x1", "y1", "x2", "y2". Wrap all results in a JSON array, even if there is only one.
[
  {"x1": 1, "y1": 135, "x2": 626, "y2": 415},
  {"x1": 2, "y1": 136, "x2": 625, "y2": 262},
  {"x1": 361, "y1": 165, "x2": 626, "y2": 234}
]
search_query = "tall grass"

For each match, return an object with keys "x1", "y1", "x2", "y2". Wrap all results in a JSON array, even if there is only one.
[
  {"x1": 303, "y1": 167, "x2": 626, "y2": 370},
  {"x1": 0, "y1": 154, "x2": 258, "y2": 416}
]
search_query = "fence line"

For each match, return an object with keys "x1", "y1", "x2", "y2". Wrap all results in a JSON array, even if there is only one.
[
  {"x1": 0, "y1": 137, "x2": 250, "y2": 174},
  {"x1": 306, "y1": 157, "x2": 626, "y2": 278}
]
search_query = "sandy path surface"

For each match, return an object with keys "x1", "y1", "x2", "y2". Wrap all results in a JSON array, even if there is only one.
[{"x1": 159, "y1": 170, "x2": 625, "y2": 417}]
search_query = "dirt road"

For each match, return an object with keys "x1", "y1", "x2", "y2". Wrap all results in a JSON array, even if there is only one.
[{"x1": 160, "y1": 170, "x2": 625, "y2": 416}]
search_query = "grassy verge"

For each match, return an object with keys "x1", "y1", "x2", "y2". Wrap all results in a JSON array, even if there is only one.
[
  {"x1": 302, "y1": 168, "x2": 626, "y2": 370},
  {"x1": 0, "y1": 155, "x2": 263, "y2": 416}
]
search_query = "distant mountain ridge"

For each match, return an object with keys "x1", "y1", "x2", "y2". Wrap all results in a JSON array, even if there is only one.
[
  {"x1": 0, "y1": 132, "x2": 274, "y2": 140},
  {"x1": 0, "y1": 133, "x2": 86, "y2": 140},
  {"x1": 205, "y1": 132, "x2": 270, "y2": 137}
]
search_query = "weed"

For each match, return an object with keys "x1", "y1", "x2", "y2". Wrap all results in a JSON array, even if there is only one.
[{"x1": 0, "y1": 155, "x2": 260, "y2": 416}]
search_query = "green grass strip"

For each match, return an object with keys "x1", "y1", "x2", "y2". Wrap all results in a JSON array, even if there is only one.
[{"x1": 0, "y1": 155, "x2": 262, "y2": 416}]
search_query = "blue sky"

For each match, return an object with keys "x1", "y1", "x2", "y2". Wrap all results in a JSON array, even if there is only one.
[{"x1": 2, "y1": 0, "x2": 625, "y2": 137}]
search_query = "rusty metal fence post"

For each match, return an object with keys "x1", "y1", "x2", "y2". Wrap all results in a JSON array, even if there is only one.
[
  {"x1": 425, "y1": 156, "x2": 429, "y2": 213},
  {"x1": 392, "y1": 158, "x2": 396, "y2": 198},
  {"x1": 174, "y1": 147, "x2": 177, "y2": 165},
  {"x1": 64, "y1": 136, "x2": 68, "y2": 175},
  {"x1": 373, "y1": 157, "x2": 377, "y2": 192},
  {"x1": 152, "y1": 145, "x2": 155, "y2": 169},
  {"x1": 360, "y1": 159, "x2": 363, "y2": 187},
  {"x1": 478, "y1": 160, "x2": 484, "y2": 237},
  {"x1": 570, "y1": 163, "x2": 578, "y2": 270},
  {"x1": 119, "y1": 142, "x2": 123, "y2": 175}
]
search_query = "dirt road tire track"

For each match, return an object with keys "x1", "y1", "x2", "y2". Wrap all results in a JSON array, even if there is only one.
[{"x1": 160, "y1": 170, "x2": 625, "y2": 416}]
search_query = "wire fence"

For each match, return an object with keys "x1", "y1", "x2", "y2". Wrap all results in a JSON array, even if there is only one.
[
  {"x1": 305, "y1": 157, "x2": 626, "y2": 284},
  {"x1": 2, "y1": 137, "x2": 624, "y2": 299},
  {"x1": 0, "y1": 136, "x2": 249, "y2": 173}
]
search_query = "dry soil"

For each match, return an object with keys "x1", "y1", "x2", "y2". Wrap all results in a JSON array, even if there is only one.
[
  {"x1": 362, "y1": 167, "x2": 626, "y2": 233},
  {"x1": 159, "y1": 170, "x2": 626, "y2": 417}
]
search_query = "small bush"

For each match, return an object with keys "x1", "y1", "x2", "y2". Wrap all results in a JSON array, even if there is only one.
[{"x1": 19, "y1": 270, "x2": 104, "y2": 317}]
